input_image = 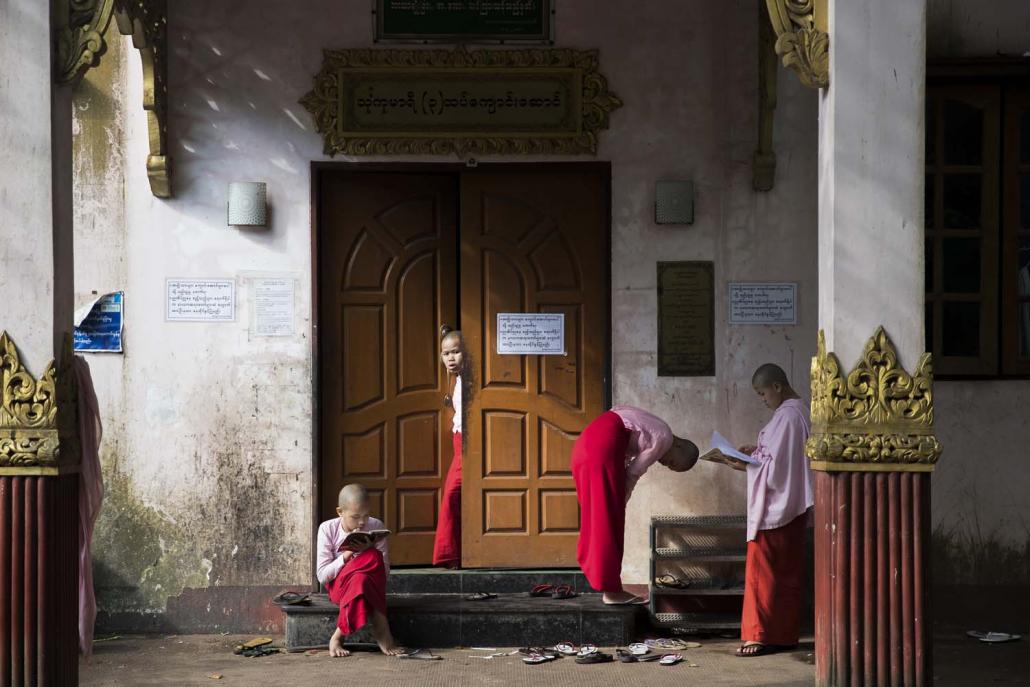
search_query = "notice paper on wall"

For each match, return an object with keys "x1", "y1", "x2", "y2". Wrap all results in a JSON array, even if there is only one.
[
  {"x1": 73, "y1": 291, "x2": 124, "y2": 353},
  {"x1": 728, "y1": 282, "x2": 797, "y2": 325},
  {"x1": 251, "y1": 277, "x2": 295, "y2": 336},
  {"x1": 166, "y1": 278, "x2": 235, "y2": 322},
  {"x1": 496, "y1": 313, "x2": 565, "y2": 355}
]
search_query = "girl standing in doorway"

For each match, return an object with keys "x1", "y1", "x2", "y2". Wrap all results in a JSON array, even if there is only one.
[{"x1": 433, "y1": 325, "x2": 467, "y2": 568}]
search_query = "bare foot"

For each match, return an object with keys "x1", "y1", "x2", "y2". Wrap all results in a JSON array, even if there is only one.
[
  {"x1": 371, "y1": 610, "x2": 406, "y2": 656},
  {"x1": 602, "y1": 590, "x2": 647, "y2": 605},
  {"x1": 328, "y1": 629, "x2": 350, "y2": 657}
]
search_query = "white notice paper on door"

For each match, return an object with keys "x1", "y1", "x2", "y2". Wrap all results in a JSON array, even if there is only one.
[{"x1": 496, "y1": 313, "x2": 565, "y2": 355}]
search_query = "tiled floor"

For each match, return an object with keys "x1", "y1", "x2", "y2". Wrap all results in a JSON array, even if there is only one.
[{"x1": 79, "y1": 628, "x2": 1030, "y2": 687}]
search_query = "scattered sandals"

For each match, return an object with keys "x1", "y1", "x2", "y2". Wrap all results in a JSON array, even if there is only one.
[
  {"x1": 464, "y1": 591, "x2": 498, "y2": 601},
  {"x1": 574, "y1": 651, "x2": 614, "y2": 664},
  {"x1": 529, "y1": 583, "x2": 579, "y2": 599},
  {"x1": 397, "y1": 648, "x2": 442, "y2": 660},
  {"x1": 271, "y1": 591, "x2": 310, "y2": 606},
  {"x1": 654, "y1": 574, "x2": 691, "y2": 589},
  {"x1": 520, "y1": 647, "x2": 560, "y2": 664},
  {"x1": 659, "y1": 653, "x2": 683, "y2": 665},
  {"x1": 645, "y1": 637, "x2": 697, "y2": 651},
  {"x1": 966, "y1": 630, "x2": 1022, "y2": 644}
]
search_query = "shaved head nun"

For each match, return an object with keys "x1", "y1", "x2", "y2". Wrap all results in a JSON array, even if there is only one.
[
  {"x1": 338, "y1": 483, "x2": 369, "y2": 509},
  {"x1": 751, "y1": 363, "x2": 791, "y2": 390}
]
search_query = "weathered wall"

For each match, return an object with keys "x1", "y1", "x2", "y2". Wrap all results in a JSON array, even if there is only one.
[
  {"x1": 72, "y1": 0, "x2": 819, "y2": 629},
  {"x1": 925, "y1": 0, "x2": 1030, "y2": 586}
]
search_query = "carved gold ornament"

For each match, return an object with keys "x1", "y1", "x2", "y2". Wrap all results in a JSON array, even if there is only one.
[
  {"x1": 56, "y1": 0, "x2": 171, "y2": 198},
  {"x1": 807, "y1": 328, "x2": 942, "y2": 471},
  {"x1": 764, "y1": 0, "x2": 829, "y2": 89},
  {"x1": 300, "y1": 48, "x2": 623, "y2": 157},
  {"x1": 0, "y1": 332, "x2": 60, "y2": 468}
]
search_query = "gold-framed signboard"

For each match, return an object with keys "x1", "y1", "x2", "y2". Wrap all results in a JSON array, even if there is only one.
[{"x1": 300, "y1": 48, "x2": 622, "y2": 156}]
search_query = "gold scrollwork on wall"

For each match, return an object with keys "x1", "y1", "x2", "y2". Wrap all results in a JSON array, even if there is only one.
[
  {"x1": 764, "y1": 0, "x2": 828, "y2": 90},
  {"x1": 0, "y1": 332, "x2": 61, "y2": 467},
  {"x1": 807, "y1": 328, "x2": 942, "y2": 471},
  {"x1": 300, "y1": 47, "x2": 623, "y2": 157},
  {"x1": 55, "y1": 0, "x2": 171, "y2": 197}
]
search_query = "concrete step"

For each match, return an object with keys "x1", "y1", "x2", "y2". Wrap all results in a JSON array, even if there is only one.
[
  {"x1": 283, "y1": 592, "x2": 645, "y2": 651},
  {"x1": 386, "y1": 568, "x2": 596, "y2": 594}
]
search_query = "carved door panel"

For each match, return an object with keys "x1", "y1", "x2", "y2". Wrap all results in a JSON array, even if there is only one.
[
  {"x1": 459, "y1": 169, "x2": 609, "y2": 568},
  {"x1": 319, "y1": 172, "x2": 458, "y2": 565}
]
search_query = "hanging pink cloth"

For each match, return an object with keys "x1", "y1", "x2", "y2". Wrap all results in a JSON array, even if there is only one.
[{"x1": 74, "y1": 357, "x2": 104, "y2": 656}]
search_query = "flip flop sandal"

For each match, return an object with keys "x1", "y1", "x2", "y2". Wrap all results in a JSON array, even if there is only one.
[
  {"x1": 398, "y1": 649, "x2": 441, "y2": 660},
  {"x1": 577, "y1": 644, "x2": 598, "y2": 656},
  {"x1": 271, "y1": 591, "x2": 311, "y2": 606},
  {"x1": 603, "y1": 595, "x2": 648, "y2": 606},
  {"x1": 465, "y1": 592, "x2": 498, "y2": 601},
  {"x1": 628, "y1": 643, "x2": 650, "y2": 655},
  {"x1": 553, "y1": 642, "x2": 577, "y2": 656},
  {"x1": 616, "y1": 649, "x2": 637, "y2": 663},
  {"x1": 551, "y1": 584, "x2": 578, "y2": 600},
  {"x1": 647, "y1": 638, "x2": 688, "y2": 650},
  {"x1": 654, "y1": 574, "x2": 690, "y2": 589},
  {"x1": 659, "y1": 653, "x2": 683, "y2": 665},
  {"x1": 522, "y1": 653, "x2": 552, "y2": 664},
  {"x1": 575, "y1": 652, "x2": 614, "y2": 664},
  {"x1": 974, "y1": 632, "x2": 1022, "y2": 643},
  {"x1": 636, "y1": 653, "x2": 664, "y2": 662},
  {"x1": 529, "y1": 584, "x2": 555, "y2": 597}
]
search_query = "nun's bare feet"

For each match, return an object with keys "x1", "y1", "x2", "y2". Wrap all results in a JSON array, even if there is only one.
[
  {"x1": 602, "y1": 590, "x2": 648, "y2": 605},
  {"x1": 371, "y1": 610, "x2": 406, "y2": 655},
  {"x1": 328, "y1": 629, "x2": 350, "y2": 657}
]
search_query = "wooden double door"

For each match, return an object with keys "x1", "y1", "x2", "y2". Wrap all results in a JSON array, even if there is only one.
[{"x1": 318, "y1": 166, "x2": 609, "y2": 567}]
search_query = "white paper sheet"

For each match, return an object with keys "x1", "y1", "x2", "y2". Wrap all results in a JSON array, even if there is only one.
[{"x1": 711, "y1": 430, "x2": 759, "y2": 464}]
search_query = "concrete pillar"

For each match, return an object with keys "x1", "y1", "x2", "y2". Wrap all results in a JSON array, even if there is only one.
[
  {"x1": 818, "y1": 0, "x2": 926, "y2": 370},
  {"x1": 0, "y1": 1, "x2": 80, "y2": 685},
  {"x1": 813, "y1": 1, "x2": 934, "y2": 686},
  {"x1": 0, "y1": 0, "x2": 75, "y2": 373}
]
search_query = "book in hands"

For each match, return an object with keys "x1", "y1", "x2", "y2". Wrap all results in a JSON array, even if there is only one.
[
  {"x1": 701, "y1": 431, "x2": 760, "y2": 469},
  {"x1": 339, "y1": 529, "x2": 391, "y2": 551}
]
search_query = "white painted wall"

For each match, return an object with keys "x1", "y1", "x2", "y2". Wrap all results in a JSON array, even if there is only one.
[
  {"x1": 76, "y1": 0, "x2": 1030, "y2": 623},
  {"x1": 74, "y1": 0, "x2": 818, "y2": 614}
]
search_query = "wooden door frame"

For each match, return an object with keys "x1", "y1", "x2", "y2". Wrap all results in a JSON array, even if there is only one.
[{"x1": 309, "y1": 161, "x2": 613, "y2": 580}]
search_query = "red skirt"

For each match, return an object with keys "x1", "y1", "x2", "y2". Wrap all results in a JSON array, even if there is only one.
[
  {"x1": 432, "y1": 431, "x2": 462, "y2": 566},
  {"x1": 740, "y1": 511, "x2": 808, "y2": 645},
  {"x1": 571, "y1": 411, "x2": 631, "y2": 593},
  {"x1": 326, "y1": 547, "x2": 387, "y2": 635}
]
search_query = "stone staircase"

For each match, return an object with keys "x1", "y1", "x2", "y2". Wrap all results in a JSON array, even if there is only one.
[{"x1": 281, "y1": 569, "x2": 646, "y2": 651}]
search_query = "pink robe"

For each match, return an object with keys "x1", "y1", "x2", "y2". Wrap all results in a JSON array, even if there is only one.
[
  {"x1": 74, "y1": 357, "x2": 104, "y2": 656},
  {"x1": 745, "y1": 398, "x2": 812, "y2": 542},
  {"x1": 610, "y1": 405, "x2": 674, "y2": 499}
]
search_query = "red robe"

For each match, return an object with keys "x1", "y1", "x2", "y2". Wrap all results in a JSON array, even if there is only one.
[
  {"x1": 740, "y1": 511, "x2": 807, "y2": 645},
  {"x1": 325, "y1": 547, "x2": 388, "y2": 635},
  {"x1": 571, "y1": 410, "x2": 631, "y2": 593},
  {"x1": 432, "y1": 431, "x2": 462, "y2": 566}
]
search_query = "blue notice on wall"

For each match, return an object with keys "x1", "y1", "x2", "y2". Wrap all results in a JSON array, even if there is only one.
[{"x1": 74, "y1": 291, "x2": 124, "y2": 353}]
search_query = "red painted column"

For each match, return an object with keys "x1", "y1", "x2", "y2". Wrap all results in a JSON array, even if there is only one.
[
  {"x1": 0, "y1": 474, "x2": 79, "y2": 687},
  {"x1": 814, "y1": 470, "x2": 932, "y2": 687}
]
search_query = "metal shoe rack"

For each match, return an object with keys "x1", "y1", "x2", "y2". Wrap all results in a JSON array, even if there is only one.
[{"x1": 648, "y1": 514, "x2": 747, "y2": 632}]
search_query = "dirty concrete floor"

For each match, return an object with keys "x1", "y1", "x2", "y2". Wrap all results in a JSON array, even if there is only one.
[{"x1": 80, "y1": 630, "x2": 1030, "y2": 687}]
